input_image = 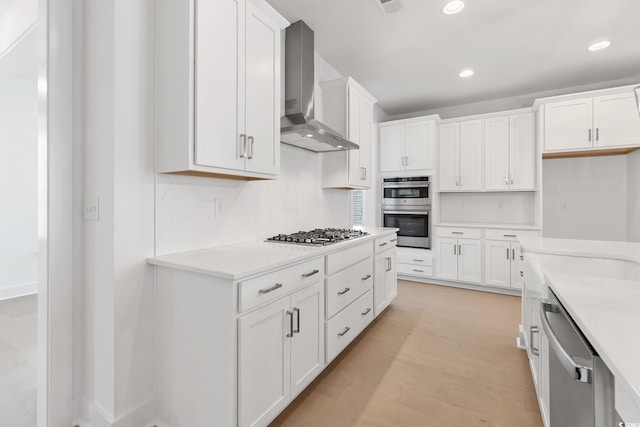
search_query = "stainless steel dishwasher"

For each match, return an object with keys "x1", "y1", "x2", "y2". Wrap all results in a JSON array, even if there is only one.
[{"x1": 540, "y1": 290, "x2": 615, "y2": 427}]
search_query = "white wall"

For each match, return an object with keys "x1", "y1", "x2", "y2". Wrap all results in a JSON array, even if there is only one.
[
  {"x1": 0, "y1": 30, "x2": 38, "y2": 300},
  {"x1": 0, "y1": 0, "x2": 37, "y2": 57},
  {"x1": 439, "y1": 192, "x2": 535, "y2": 225},
  {"x1": 543, "y1": 156, "x2": 628, "y2": 241},
  {"x1": 628, "y1": 150, "x2": 640, "y2": 242}
]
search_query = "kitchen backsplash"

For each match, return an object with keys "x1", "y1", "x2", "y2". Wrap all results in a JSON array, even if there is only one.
[
  {"x1": 439, "y1": 192, "x2": 535, "y2": 225},
  {"x1": 156, "y1": 144, "x2": 351, "y2": 255}
]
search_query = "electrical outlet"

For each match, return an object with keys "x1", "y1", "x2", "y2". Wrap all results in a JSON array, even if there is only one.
[
  {"x1": 215, "y1": 199, "x2": 224, "y2": 217},
  {"x1": 84, "y1": 196, "x2": 100, "y2": 221},
  {"x1": 498, "y1": 200, "x2": 503, "y2": 209}
]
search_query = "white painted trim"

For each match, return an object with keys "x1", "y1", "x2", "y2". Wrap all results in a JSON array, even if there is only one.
[
  {"x1": 73, "y1": 397, "x2": 157, "y2": 427},
  {"x1": 438, "y1": 107, "x2": 535, "y2": 124},
  {"x1": 39, "y1": 0, "x2": 75, "y2": 425},
  {"x1": 0, "y1": 282, "x2": 38, "y2": 301},
  {"x1": 399, "y1": 276, "x2": 521, "y2": 296},
  {"x1": 378, "y1": 114, "x2": 441, "y2": 126}
]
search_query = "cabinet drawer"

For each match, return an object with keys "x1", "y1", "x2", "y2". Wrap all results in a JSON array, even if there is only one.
[
  {"x1": 326, "y1": 242, "x2": 372, "y2": 275},
  {"x1": 374, "y1": 234, "x2": 397, "y2": 254},
  {"x1": 238, "y1": 258, "x2": 324, "y2": 313},
  {"x1": 397, "y1": 263, "x2": 433, "y2": 278},
  {"x1": 436, "y1": 227, "x2": 481, "y2": 239},
  {"x1": 397, "y1": 248, "x2": 432, "y2": 266},
  {"x1": 326, "y1": 257, "x2": 373, "y2": 319},
  {"x1": 326, "y1": 289, "x2": 374, "y2": 362},
  {"x1": 484, "y1": 229, "x2": 539, "y2": 241}
]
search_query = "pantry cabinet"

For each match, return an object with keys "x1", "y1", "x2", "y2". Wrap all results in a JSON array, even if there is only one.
[
  {"x1": 321, "y1": 77, "x2": 377, "y2": 189},
  {"x1": 239, "y1": 281, "x2": 324, "y2": 427},
  {"x1": 157, "y1": 0, "x2": 287, "y2": 179},
  {"x1": 439, "y1": 120, "x2": 483, "y2": 191},
  {"x1": 379, "y1": 117, "x2": 437, "y2": 174},
  {"x1": 543, "y1": 89, "x2": 640, "y2": 152},
  {"x1": 484, "y1": 113, "x2": 535, "y2": 191}
]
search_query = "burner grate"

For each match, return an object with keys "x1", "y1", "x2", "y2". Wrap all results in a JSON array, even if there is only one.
[{"x1": 266, "y1": 228, "x2": 369, "y2": 246}]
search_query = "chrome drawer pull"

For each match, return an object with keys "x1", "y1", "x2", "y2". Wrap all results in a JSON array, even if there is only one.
[
  {"x1": 337, "y1": 326, "x2": 351, "y2": 337},
  {"x1": 412, "y1": 259, "x2": 424, "y2": 262},
  {"x1": 390, "y1": 239, "x2": 397, "y2": 242},
  {"x1": 379, "y1": 242, "x2": 388, "y2": 247},
  {"x1": 530, "y1": 326, "x2": 540, "y2": 356},
  {"x1": 452, "y1": 231, "x2": 464, "y2": 235},
  {"x1": 293, "y1": 307, "x2": 300, "y2": 334},
  {"x1": 258, "y1": 283, "x2": 282, "y2": 294},
  {"x1": 361, "y1": 274, "x2": 372, "y2": 281},
  {"x1": 413, "y1": 269, "x2": 424, "y2": 273},
  {"x1": 504, "y1": 234, "x2": 517, "y2": 238},
  {"x1": 361, "y1": 308, "x2": 371, "y2": 316},
  {"x1": 301, "y1": 269, "x2": 319, "y2": 278},
  {"x1": 338, "y1": 287, "x2": 351, "y2": 295}
]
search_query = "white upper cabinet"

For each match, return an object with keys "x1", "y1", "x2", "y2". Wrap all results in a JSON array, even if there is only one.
[
  {"x1": 379, "y1": 117, "x2": 437, "y2": 175},
  {"x1": 439, "y1": 120, "x2": 482, "y2": 191},
  {"x1": 321, "y1": 77, "x2": 377, "y2": 189},
  {"x1": 484, "y1": 113, "x2": 535, "y2": 191},
  {"x1": 543, "y1": 88, "x2": 640, "y2": 153},
  {"x1": 157, "y1": 0, "x2": 287, "y2": 179}
]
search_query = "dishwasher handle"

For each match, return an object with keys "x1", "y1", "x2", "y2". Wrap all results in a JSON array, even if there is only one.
[{"x1": 540, "y1": 300, "x2": 592, "y2": 384}]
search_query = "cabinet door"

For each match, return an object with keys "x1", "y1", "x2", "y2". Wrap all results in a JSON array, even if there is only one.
[
  {"x1": 484, "y1": 240, "x2": 511, "y2": 288},
  {"x1": 544, "y1": 98, "x2": 593, "y2": 151},
  {"x1": 379, "y1": 125, "x2": 405, "y2": 173},
  {"x1": 359, "y1": 98, "x2": 373, "y2": 187},
  {"x1": 459, "y1": 120, "x2": 483, "y2": 190},
  {"x1": 405, "y1": 121, "x2": 433, "y2": 171},
  {"x1": 510, "y1": 244, "x2": 523, "y2": 289},
  {"x1": 439, "y1": 123, "x2": 460, "y2": 191},
  {"x1": 457, "y1": 239, "x2": 481, "y2": 284},
  {"x1": 385, "y1": 251, "x2": 397, "y2": 303},
  {"x1": 244, "y1": 1, "x2": 280, "y2": 175},
  {"x1": 347, "y1": 87, "x2": 362, "y2": 186},
  {"x1": 194, "y1": 0, "x2": 245, "y2": 171},
  {"x1": 593, "y1": 93, "x2": 640, "y2": 147},
  {"x1": 509, "y1": 113, "x2": 535, "y2": 190},
  {"x1": 484, "y1": 116, "x2": 510, "y2": 190},
  {"x1": 290, "y1": 282, "x2": 324, "y2": 398},
  {"x1": 435, "y1": 238, "x2": 458, "y2": 280},
  {"x1": 238, "y1": 297, "x2": 291, "y2": 427},
  {"x1": 373, "y1": 253, "x2": 388, "y2": 316}
]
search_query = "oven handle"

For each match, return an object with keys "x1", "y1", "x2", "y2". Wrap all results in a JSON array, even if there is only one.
[
  {"x1": 382, "y1": 210, "x2": 430, "y2": 215},
  {"x1": 383, "y1": 183, "x2": 430, "y2": 189},
  {"x1": 540, "y1": 300, "x2": 592, "y2": 383}
]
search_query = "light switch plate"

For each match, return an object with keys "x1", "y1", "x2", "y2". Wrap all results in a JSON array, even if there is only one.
[
  {"x1": 215, "y1": 199, "x2": 223, "y2": 217},
  {"x1": 84, "y1": 196, "x2": 100, "y2": 221}
]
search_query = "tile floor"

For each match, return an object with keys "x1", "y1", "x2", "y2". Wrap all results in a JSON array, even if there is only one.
[{"x1": 0, "y1": 295, "x2": 37, "y2": 427}]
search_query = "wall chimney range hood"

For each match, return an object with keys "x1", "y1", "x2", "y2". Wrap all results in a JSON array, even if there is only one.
[{"x1": 280, "y1": 20, "x2": 358, "y2": 152}]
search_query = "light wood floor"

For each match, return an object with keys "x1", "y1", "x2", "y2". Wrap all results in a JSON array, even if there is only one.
[{"x1": 271, "y1": 280, "x2": 543, "y2": 427}]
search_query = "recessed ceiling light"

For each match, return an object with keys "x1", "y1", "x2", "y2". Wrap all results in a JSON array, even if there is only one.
[
  {"x1": 337, "y1": 145, "x2": 344, "y2": 149},
  {"x1": 588, "y1": 40, "x2": 611, "y2": 51},
  {"x1": 305, "y1": 134, "x2": 313, "y2": 137},
  {"x1": 459, "y1": 69, "x2": 474, "y2": 78},
  {"x1": 443, "y1": 0, "x2": 465, "y2": 15}
]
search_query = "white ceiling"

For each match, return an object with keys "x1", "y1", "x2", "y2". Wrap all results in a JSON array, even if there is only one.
[{"x1": 266, "y1": 0, "x2": 640, "y2": 116}]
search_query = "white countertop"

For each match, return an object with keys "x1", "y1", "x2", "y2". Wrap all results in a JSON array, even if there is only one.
[
  {"x1": 435, "y1": 222, "x2": 541, "y2": 231},
  {"x1": 520, "y1": 237, "x2": 640, "y2": 413},
  {"x1": 147, "y1": 227, "x2": 398, "y2": 280}
]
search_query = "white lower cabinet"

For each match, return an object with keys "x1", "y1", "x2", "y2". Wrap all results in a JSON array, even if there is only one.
[
  {"x1": 374, "y1": 250, "x2": 397, "y2": 316},
  {"x1": 326, "y1": 289, "x2": 375, "y2": 362},
  {"x1": 239, "y1": 281, "x2": 324, "y2": 427},
  {"x1": 435, "y1": 237, "x2": 481, "y2": 284},
  {"x1": 484, "y1": 240, "x2": 522, "y2": 289}
]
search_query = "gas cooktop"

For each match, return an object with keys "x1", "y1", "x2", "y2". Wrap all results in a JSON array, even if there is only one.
[{"x1": 266, "y1": 228, "x2": 369, "y2": 246}]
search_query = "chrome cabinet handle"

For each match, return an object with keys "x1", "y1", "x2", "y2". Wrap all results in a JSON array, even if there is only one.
[
  {"x1": 286, "y1": 311, "x2": 294, "y2": 338},
  {"x1": 505, "y1": 174, "x2": 509, "y2": 186},
  {"x1": 379, "y1": 242, "x2": 388, "y2": 247},
  {"x1": 338, "y1": 287, "x2": 351, "y2": 295},
  {"x1": 413, "y1": 269, "x2": 424, "y2": 273},
  {"x1": 387, "y1": 257, "x2": 392, "y2": 272},
  {"x1": 458, "y1": 244, "x2": 462, "y2": 255},
  {"x1": 390, "y1": 239, "x2": 397, "y2": 242},
  {"x1": 452, "y1": 232, "x2": 464, "y2": 235},
  {"x1": 512, "y1": 248, "x2": 515, "y2": 260},
  {"x1": 520, "y1": 271, "x2": 524, "y2": 277},
  {"x1": 293, "y1": 307, "x2": 300, "y2": 334},
  {"x1": 301, "y1": 269, "x2": 319, "y2": 278},
  {"x1": 239, "y1": 134, "x2": 247, "y2": 158},
  {"x1": 364, "y1": 167, "x2": 367, "y2": 180},
  {"x1": 504, "y1": 234, "x2": 517, "y2": 238},
  {"x1": 588, "y1": 128, "x2": 592, "y2": 142},
  {"x1": 361, "y1": 308, "x2": 371, "y2": 316},
  {"x1": 506, "y1": 248, "x2": 510, "y2": 260},
  {"x1": 337, "y1": 326, "x2": 351, "y2": 337},
  {"x1": 412, "y1": 259, "x2": 424, "y2": 262},
  {"x1": 510, "y1": 174, "x2": 514, "y2": 185},
  {"x1": 596, "y1": 128, "x2": 599, "y2": 141},
  {"x1": 530, "y1": 326, "x2": 540, "y2": 356},
  {"x1": 454, "y1": 244, "x2": 457, "y2": 255},
  {"x1": 540, "y1": 300, "x2": 592, "y2": 383},
  {"x1": 361, "y1": 274, "x2": 372, "y2": 281},
  {"x1": 247, "y1": 136, "x2": 254, "y2": 159},
  {"x1": 259, "y1": 283, "x2": 282, "y2": 294}
]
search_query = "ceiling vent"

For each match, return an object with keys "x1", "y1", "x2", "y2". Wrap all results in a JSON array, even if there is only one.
[{"x1": 376, "y1": 0, "x2": 407, "y2": 15}]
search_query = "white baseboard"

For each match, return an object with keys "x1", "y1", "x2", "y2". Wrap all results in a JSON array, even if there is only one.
[
  {"x1": 399, "y1": 275, "x2": 521, "y2": 296},
  {"x1": 73, "y1": 397, "x2": 156, "y2": 427},
  {"x1": 0, "y1": 281, "x2": 37, "y2": 301}
]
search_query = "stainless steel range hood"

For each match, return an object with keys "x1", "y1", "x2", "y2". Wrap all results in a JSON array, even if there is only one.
[{"x1": 280, "y1": 20, "x2": 358, "y2": 152}]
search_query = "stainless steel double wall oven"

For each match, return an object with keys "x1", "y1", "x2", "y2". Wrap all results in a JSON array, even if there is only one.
[{"x1": 382, "y1": 176, "x2": 431, "y2": 249}]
